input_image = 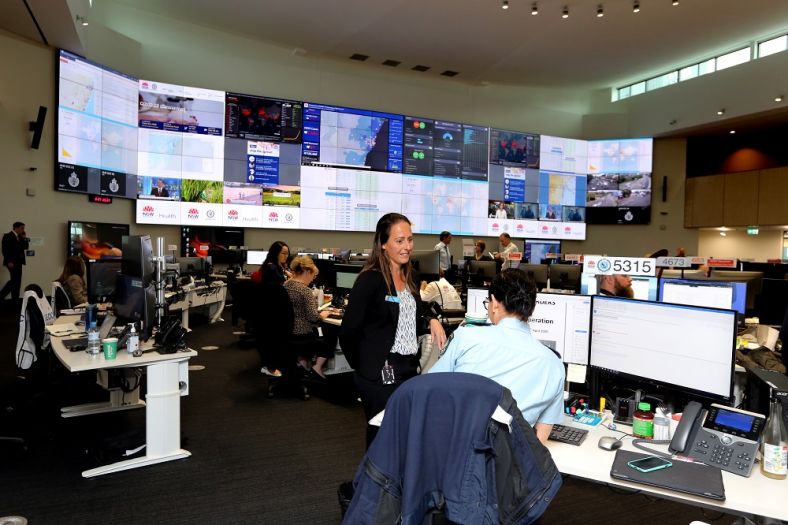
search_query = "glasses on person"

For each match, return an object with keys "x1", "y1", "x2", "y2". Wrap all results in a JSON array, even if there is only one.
[{"x1": 482, "y1": 299, "x2": 490, "y2": 310}]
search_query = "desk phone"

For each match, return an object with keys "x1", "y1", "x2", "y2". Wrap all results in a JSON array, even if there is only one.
[{"x1": 669, "y1": 402, "x2": 765, "y2": 477}]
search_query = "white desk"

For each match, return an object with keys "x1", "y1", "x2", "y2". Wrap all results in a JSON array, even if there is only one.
[
  {"x1": 547, "y1": 416, "x2": 788, "y2": 522},
  {"x1": 51, "y1": 316, "x2": 197, "y2": 478},
  {"x1": 167, "y1": 282, "x2": 226, "y2": 330}
]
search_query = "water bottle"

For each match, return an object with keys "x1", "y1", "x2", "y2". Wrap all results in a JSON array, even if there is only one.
[
  {"x1": 87, "y1": 325, "x2": 101, "y2": 355},
  {"x1": 126, "y1": 323, "x2": 139, "y2": 354},
  {"x1": 317, "y1": 286, "x2": 324, "y2": 307}
]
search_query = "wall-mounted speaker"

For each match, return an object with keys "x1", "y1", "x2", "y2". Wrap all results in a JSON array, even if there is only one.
[
  {"x1": 661, "y1": 175, "x2": 668, "y2": 202},
  {"x1": 29, "y1": 106, "x2": 47, "y2": 150}
]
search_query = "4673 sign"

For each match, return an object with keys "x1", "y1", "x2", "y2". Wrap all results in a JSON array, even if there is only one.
[{"x1": 583, "y1": 256, "x2": 656, "y2": 276}]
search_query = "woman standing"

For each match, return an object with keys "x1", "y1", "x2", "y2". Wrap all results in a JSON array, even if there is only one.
[
  {"x1": 57, "y1": 256, "x2": 87, "y2": 304},
  {"x1": 261, "y1": 241, "x2": 292, "y2": 284},
  {"x1": 340, "y1": 213, "x2": 447, "y2": 446}
]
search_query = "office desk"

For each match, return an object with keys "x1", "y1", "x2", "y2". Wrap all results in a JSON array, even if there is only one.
[
  {"x1": 167, "y1": 282, "x2": 226, "y2": 330},
  {"x1": 51, "y1": 316, "x2": 197, "y2": 478},
  {"x1": 547, "y1": 417, "x2": 788, "y2": 522}
]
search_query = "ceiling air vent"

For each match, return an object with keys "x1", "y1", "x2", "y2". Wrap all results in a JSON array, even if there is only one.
[
  {"x1": 349, "y1": 53, "x2": 369, "y2": 61},
  {"x1": 412, "y1": 65, "x2": 430, "y2": 72}
]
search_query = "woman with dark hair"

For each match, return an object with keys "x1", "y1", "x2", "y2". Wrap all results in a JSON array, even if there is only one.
[
  {"x1": 261, "y1": 241, "x2": 291, "y2": 284},
  {"x1": 57, "y1": 256, "x2": 87, "y2": 304},
  {"x1": 428, "y1": 269, "x2": 565, "y2": 444},
  {"x1": 340, "y1": 213, "x2": 447, "y2": 446}
]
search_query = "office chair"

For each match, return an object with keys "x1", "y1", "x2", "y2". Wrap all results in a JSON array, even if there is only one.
[
  {"x1": 16, "y1": 284, "x2": 55, "y2": 370},
  {"x1": 50, "y1": 281, "x2": 72, "y2": 316}
]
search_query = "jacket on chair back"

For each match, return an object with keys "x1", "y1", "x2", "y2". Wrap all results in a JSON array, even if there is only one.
[{"x1": 342, "y1": 372, "x2": 562, "y2": 525}]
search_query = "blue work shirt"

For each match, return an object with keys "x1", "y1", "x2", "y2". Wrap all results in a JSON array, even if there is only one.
[{"x1": 428, "y1": 317, "x2": 565, "y2": 426}]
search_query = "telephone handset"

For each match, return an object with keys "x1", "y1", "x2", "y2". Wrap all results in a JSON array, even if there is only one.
[
  {"x1": 669, "y1": 401, "x2": 706, "y2": 454},
  {"x1": 668, "y1": 401, "x2": 765, "y2": 477}
]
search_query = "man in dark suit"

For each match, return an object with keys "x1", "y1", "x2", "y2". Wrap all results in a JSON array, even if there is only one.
[
  {"x1": 1, "y1": 221, "x2": 28, "y2": 302},
  {"x1": 150, "y1": 179, "x2": 169, "y2": 197}
]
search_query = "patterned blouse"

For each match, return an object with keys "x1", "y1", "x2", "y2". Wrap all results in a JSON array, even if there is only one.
[
  {"x1": 284, "y1": 279, "x2": 320, "y2": 336},
  {"x1": 390, "y1": 289, "x2": 418, "y2": 355}
]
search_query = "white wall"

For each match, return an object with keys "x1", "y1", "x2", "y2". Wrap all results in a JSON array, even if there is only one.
[{"x1": 698, "y1": 229, "x2": 784, "y2": 261}]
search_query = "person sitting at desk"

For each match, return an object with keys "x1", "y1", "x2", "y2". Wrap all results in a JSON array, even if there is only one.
[
  {"x1": 261, "y1": 241, "x2": 292, "y2": 284},
  {"x1": 57, "y1": 256, "x2": 87, "y2": 305},
  {"x1": 473, "y1": 240, "x2": 493, "y2": 261},
  {"x1": 284, "y1": 256, "x2": 332, "y2": 379},
  {"x1": 420, "y1": 276, "x2": 462, "y2": 311},
  {"x1": 596, "y1": 273, "x2": 633, "y2": 298},
  {"x1": 428, "y1": 269, "x2": 565, "y2": 444}
]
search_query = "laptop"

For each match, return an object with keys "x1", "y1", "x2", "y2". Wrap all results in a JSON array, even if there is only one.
[
  {"x1": 63, "y1": 313, "x2": 116, "y2": 350},
  {"x1": 610, "y1": 449, "x2": 725, "y2": 501}
]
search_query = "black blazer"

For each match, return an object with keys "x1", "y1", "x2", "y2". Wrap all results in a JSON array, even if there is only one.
[
  {"x1": 339, "y1": 270, "x2": 434, "y2": 381},
  {"x1": 2, "y1": 231, "x2": 26, "y2": 267}
]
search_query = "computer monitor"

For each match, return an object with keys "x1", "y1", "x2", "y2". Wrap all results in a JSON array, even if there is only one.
[
  {"x1": 465, "y1": 287, "x2": 489, "y2": 320},
  {"x1": 548, "y1": 263, "x2": 582, "y2": 292},
  {"x1": 337, "y1": 249, "x2": 352, "y2": 262},
  {"x1": 581, "y1": 273, "x2": 659, "y2": 301},
  {"x1": 114, "y1": 274, "x2": 156, "y2": 341},
  {"x1": 313, "y1": 258, "x2": 337, "y2": 290},
  {"x1": 468, "y1": 260, "x2": 497, "y2": 286},
  {"x1": 589, "y1": 296, "x2": 736, "y2": 402},
  {"x1": 409, "y1": 251, "x2": 441, "y2": 279},
  {"x1": 519, "y1": 264, "x2": 549, "y2": 289},
  {"x1": 755, "y1": 278, "x2": 788, "y2": 325},
  {"x1": 178, "y1": 256, "x2": 210, "y2": 278},
  {"x1": 246, "y1": 250, "x2": 268, "y2": 266},
  {"x1": 209, "y1": 248, "x2": 245, "y2": 266},
  {"x1": 121, "y1": 235, "x2": 154, "y2": 285},
  {"x1": 529, "y1": 293, "x2": 591, "y2": 365},
  {"x1": 659, "y1": 279, "x2": 746, "y2": 316},
  {"x1": 708, "y1": 270, "x2": 763, "y2": 311},
  {"x1": 335, "y1": 263, "x2": 363, "y2": 291},
  {"x1": 86, "y1": 259, "x2": 121, "y2": 303},
  {"x1": 525, "y1": 241, "x2": 561, "y2": 264}
]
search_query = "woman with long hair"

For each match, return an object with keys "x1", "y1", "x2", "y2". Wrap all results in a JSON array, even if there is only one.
[
  {"x1": 340, "y1": 213, "x2": 447, "y2": 446},
  {"x1": 57, "y1": 256, "x2": 87, "y2": 304},
  {"x1": 261, "y1": 240, "x2": 292, "y2": 284}
]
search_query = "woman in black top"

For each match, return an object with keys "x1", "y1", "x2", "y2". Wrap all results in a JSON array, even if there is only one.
[
  {"x1": 340, "y1": 213, "x2": 447, "y2": 446},
  {"x1": 261, "y1": 241, "x2": 291, "y2": 284}
]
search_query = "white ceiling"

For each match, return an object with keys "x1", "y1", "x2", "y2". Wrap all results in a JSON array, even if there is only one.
[{"x1": 91, "y1": 0, "x2": 788, "y2": 90}]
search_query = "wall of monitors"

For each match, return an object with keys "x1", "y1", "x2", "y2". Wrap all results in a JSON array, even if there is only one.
[{"x1": 56, "y1": 49, "x2": 653, "y2": 237}]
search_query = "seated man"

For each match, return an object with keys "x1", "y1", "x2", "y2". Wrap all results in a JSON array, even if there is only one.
[
  {"x1": 596, "y1": 274, "x2": 633, "y2": 298},
  {"x1": 420, "y1": 276, "x2": 462, "y2": 311},
  {"x1": 428, "y1": 269, "x2": 565, "y2": 443}
]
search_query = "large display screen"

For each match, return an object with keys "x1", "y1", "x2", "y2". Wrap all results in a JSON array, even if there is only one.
[
  {"x1": 586, "y1": 138, "x2": 653, "y2": 224},
  {"x1": 180, "y1": 226, "x2": 245, "y2": 257},
  {"x1": 56, "y1": 50, "x2": 657, "y2": 239},
  {"x1": 67, "y1": 220, "x2": 129, "y2": 260}
]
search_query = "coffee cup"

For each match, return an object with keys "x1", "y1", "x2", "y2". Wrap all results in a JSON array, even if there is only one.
[{"x1": 102, "y1": 338, "x2": 118, "y2": 360}]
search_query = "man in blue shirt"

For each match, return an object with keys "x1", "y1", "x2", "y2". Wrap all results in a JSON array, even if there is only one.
[{"x1": 428, "y1": 269, "x2": 565, "y2": 443}]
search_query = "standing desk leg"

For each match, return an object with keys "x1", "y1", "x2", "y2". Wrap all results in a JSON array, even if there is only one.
[
  {"x1": 181, "y1": 306, "x2": 190, "y2": 332},
  {"x1": 82, "y1": 360, "x2": 190, "y2": 478}
]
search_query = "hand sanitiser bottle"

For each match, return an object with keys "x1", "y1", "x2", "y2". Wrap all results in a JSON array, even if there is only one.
[{"x1": 760, "y1": 399, "x2": 788, "y2": 480}]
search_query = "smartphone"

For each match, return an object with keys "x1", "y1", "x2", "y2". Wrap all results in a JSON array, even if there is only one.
[{"x1": 627, "y1": 456, "x2": 672, "y2": 473}]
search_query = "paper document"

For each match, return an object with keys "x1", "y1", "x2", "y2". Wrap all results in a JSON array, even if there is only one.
[{"x1": 566, "y1": 363, "x2": 587, "y2": 384}]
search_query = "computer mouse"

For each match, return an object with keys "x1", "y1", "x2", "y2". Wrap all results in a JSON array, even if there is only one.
[{"x1": 598, "y1": 436, "x2": 623, "y2": 451}]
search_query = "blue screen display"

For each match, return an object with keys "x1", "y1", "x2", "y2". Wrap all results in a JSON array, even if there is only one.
[{"x1": 714, "y1": 409, "x2": 754, "y2": 432}]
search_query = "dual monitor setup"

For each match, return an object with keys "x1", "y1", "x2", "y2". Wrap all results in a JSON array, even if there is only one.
[{"x1": 465, "y1": 288, "x2": 738, "y2": 405}]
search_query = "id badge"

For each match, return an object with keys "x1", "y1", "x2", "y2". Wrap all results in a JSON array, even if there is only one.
[{"x1": 381, "y1": 360, "x2": 396, "y2": 385}]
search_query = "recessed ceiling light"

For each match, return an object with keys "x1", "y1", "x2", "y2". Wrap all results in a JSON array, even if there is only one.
[
  {"x1": 776, "y1": 96, "x2": 784, "y2": 102},
  {"x1": 672, "y1": 0, "x2": 679, "y2": 5},
  {"x1": 717, "y1": 109, "x2": 725, "y2": 115},
  {"x1": 531, "y1": 2, "x2": 538, "y2": 15},
  {"x1": 633, "y1": 1, "x2": 640, "y2": 12},
  {"x1": 596, "y1": 5, "x2": 604, "y2": 17},
  {"x1": 719, "y1": 231, "x2": 727, "y2": 237},
  {"x1": 502, "y1": 0, "x2": 509, "y2": 9},
  {"x1": 75, "y1": 14, "x2": 88, "y2": 26},
  {"x1": 562, "y1": 6, "x2": 569, "y2": 18},
  {"x1": 729, "y1": 130, "x2": 736, "y2": 134}
]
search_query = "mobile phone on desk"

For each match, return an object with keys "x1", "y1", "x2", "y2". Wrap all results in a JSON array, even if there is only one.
[{"x1": 627, "y1": 456, "x2": 672, "y2": 473}]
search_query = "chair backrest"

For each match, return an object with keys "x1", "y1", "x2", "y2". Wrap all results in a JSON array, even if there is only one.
[
  {"x1": 51, "y1": 281, "x2": 72, "y2": 315},
  {"x1": 16, "y1": 284, "x2": 55, "y2": 370}
]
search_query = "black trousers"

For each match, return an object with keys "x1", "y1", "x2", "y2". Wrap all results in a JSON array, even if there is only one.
[
  {"x1": 354, "y1": 353, "x2": 419, "y2": 448},
  {"x1": 0, "y1": 263, "x2": 22, "y2": 301}
]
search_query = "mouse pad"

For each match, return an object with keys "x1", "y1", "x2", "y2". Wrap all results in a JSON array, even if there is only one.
[{"x1": 610, "y1": 450, "x2": 725, "y2": 501}]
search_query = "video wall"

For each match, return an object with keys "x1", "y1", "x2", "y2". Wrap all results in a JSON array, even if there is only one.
[{"x1": 56, "y1": 49, "x2": 654, "y2": 238}]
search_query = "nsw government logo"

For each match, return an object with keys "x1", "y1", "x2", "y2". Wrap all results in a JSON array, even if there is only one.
[
  {"x1": 187, "y1": 208, "x2": 199, "y2": 220},
  {"x1": 206, "y1": 210, "x2": 215, "y2": 219},
  {"x1": 268, "y1": 211, "x2": 279, "y2": 223},
  {"x1": 516, "y1": 224, "x2": 524, "y2": 233},
  {"x1": 491, "y1": 222, "x2": 500, "y2": 233},
  {"x1": 142, "y1": 205, "x2": 155, "y2": 218},
  {"x1": 227, "y1": 209, "x2": 239, "y2": 221}
]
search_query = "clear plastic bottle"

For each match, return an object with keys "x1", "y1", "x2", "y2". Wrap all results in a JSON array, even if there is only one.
[
  {"x1": 632, "y1": 402, "x2": 654, "y2": 439},
  {"x1": 760, "y1": 400, "x2": 788, "y2": 480},
  {"x1": 126, "y1": 323, "x2": 139, "y2": 354},
  {"x1": 87, "y1": 325, "x2": 101, "y2": 355}
]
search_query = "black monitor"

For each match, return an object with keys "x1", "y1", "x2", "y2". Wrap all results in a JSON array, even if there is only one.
[
  {"x1": 519, "y1": 263, "x2": 549, "y2": 289},
  {"x1": 409, "y1": 251, "x2": 441, "y2": 279},
  {"x1": 313, "y1": 258, "x2": 337, "y2": 290},
  {"x1": 208, "y1": 248, "x2": 245, "y2": 266},
  {"x1": 335, "y1": 263, "x2": 363, "y2": 291},
  {"x1": 178, "y1": 256, "x2": 210, "y2": 278},
  {"x1": 180, "y1": 226, "x2": 245, "y2": 257},
  {"x1": 589, "y1": 295, "x2": 736, "y2": 403},
  {"x1": 755, "y1": 278, "x2": 788, "y2": 325},
  {"x1": 468, "y1": 260, "x2": 497, "y2": 286},
  {"x1": 86, "y1": 259, "x2": 121, "y2": 303},
  {"x1": 708, "y1": 270, "x2": 763, "y2": 311},
  {"x1": 121, "y1": 235, "x2": 154, "y2": 285},
  {"x1": 548, "y1": 263, "x2": 582, "y2": 292},
  {"x1": 337, "y1": 249, "x2": 352, "y2": 262},
  {"x1": 114, "y1": 274, "x2": 156, "y2": 341}
]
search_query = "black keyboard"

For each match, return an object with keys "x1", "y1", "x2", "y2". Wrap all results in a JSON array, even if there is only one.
[
  {"x1": 548, "y1": 424, "x2": 589, "y2": 446},
  {"x1": 328, "y1": 313, "x2": 343, "y2": 320}
]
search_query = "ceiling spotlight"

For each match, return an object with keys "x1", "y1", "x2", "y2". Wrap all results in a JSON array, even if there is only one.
[
  {"x1": 502, "y1": 0, "x2": 509, "y2": 9},
  {"x1": 562, "y1": 6, "x2": 569, "y2": 18},
  {"x1": 672, "y1": 0, "x2": 679, "y2": 5},
  {"x1": 596, "y1": 5, "x2": 604, "y2": 17},
  {"x1": 776, "y1": 96, "x2": 784, "y2": 102},
  {"x1": 719, "y1": 231, "x2": 727, "y2": 237},
  {"x1": 531, "y1": 2, "x2": 538, "y2": 15},
  {"x1": 633, "y1": 1, "x2": 640, "y2": 12},
  {"x1": 75, "y1": 14, "x2": 88, "y2": 26},
  {"x1": 717, "y1": 109, "x2": 725, "y2": 115},
  {"x1": 729, "y1": 130, "x2": 736, "y2": 134}
]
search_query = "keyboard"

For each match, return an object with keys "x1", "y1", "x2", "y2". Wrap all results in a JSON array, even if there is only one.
[{"x1": 548, "y1": 424, "x2": 589, "y2": 446}]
